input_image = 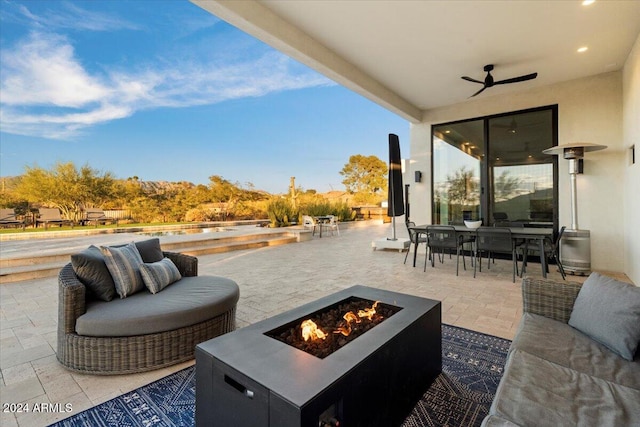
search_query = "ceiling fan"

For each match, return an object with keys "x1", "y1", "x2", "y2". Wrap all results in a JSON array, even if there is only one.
[{"x1": 462, "y1": 64, "x2": 538, "y2": 97}]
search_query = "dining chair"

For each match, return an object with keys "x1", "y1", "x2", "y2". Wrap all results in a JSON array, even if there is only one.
[
  {"x1": 493, "y1": 221, "x2": 526, "y2": 261},
  {"x1": 474, "y1": 227, "x2": 518, "y2": 282},
  {"x1": 404, "y1": 221, "x2": 427, "y2": 266},
  {"x1": 302, "y1": 215, "x2": 319, "y2": 236},
  {"x1": 492, "y1": 212, "x2": 509, "y2": 225},
  {"x1": 520, "y1": 226, "x2": 566, "y2": 280},
  {"x1": 425, "y1": 225, "x2": 470, "y2": 275},
  {"x1": 323, "y1": 215, "x2": 340, "y2": 236}
]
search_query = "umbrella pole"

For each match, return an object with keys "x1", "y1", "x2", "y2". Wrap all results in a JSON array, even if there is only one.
[{"x1": 390, "y1": 216, "x2": 397, "y2": 241}]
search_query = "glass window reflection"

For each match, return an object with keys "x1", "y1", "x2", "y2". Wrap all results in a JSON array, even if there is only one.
[{"x1": 432, "y1": 107, "x2": 556, "y2": 227}]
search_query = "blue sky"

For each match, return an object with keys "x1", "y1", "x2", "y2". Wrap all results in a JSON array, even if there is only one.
[{"x1": 0, "y1": 0, "x2": 409, "y2": 194}]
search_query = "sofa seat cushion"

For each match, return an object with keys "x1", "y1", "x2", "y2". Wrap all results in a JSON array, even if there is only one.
[
  {"x1": 512, "y1": 313, "x2": 640, "y2": 389},
  {"x1": 76, "y1": 276, "x2": 239, "y2": 337},
  {"x1": 480, "y1": 414, "x2": 520, "y2": 427},
  {"x1": 491, "y1": 349, "x2": 640, "y2": 426}
]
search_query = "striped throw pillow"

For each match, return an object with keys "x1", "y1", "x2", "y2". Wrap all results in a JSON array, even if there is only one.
[
  {"x1": 139, "y1": 258, "x2": 182, "y2": 294},
  {"x1": 100, "y1": 242, "x2": 145, "y2": 298}
]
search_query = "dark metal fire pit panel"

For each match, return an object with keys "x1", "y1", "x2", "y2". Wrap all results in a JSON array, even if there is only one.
[{"x1": 196, "y1": 285, "x2": 441, "y2": 427}]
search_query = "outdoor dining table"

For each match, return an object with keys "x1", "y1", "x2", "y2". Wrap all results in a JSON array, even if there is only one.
[
  {"x1": 314, "y1": 215, "x2": 332, "y2": 238},
  {"x1": 409, "y1": 224, "x2": 554, "y2": 278}
]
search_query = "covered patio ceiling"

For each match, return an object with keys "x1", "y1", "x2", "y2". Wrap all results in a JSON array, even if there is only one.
[{"x1": 192, "y1": 0, "x2": 640, "y2": 123}]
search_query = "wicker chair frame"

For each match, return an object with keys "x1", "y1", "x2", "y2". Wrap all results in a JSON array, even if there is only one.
[
  {"x1": 57, "y1": 252, "x2": 236, "y2": 375},
  {"x1": 522, "y1": 277, "x2": 583, "y2": 324}
]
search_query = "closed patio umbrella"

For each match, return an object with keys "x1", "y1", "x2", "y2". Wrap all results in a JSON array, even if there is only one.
[{"x1": 387, "y1": 133, "x2": 404, "y2": 240}]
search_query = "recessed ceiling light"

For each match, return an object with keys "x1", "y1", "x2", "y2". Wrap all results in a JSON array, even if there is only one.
[
  {"x1": 582, "y1": 0, "x2": 595, "y2": 6},
  {"x1": 577, "y1": 46, "x2": 588, "y2": 53},
  {"x1": 445, "y1": 130, "x2": 451, "y2": 134}
]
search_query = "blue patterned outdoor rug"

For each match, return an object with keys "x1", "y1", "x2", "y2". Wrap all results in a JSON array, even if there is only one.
[
  {"x1": 50, "y1": 325, "x2": 510, "y2": 427},
  {"x1": 402, "y1": 325, "x2": 511, "y2": 427}
]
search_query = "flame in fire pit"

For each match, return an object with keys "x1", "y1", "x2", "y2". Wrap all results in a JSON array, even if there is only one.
[
  {"x1": 333, "y1": 301, "x2": 381, "y2": 337},
  {"x1": 301, "y1": 319, "x2": 327, "y2": 341},
  {"x1": 301, "y1": 301, "x2": 383, "y2": 341},
  {"x1": 334, "y1": 311, "x2": 359, "y2": 336},
  {"x1": 358, "y1": 301, "x2": 379, "y2": 320}
]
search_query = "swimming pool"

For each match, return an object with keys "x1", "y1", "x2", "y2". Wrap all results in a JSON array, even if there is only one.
[{"x1": 136, "y1": 227, "x2": 236, "y2": 236}]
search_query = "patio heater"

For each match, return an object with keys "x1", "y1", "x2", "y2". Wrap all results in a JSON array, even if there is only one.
[{"x1": 542, "y1": 142, "x2": 607, "y2": 275}]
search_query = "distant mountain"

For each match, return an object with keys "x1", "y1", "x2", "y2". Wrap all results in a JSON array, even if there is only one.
[{"x1": 134, "y1": 180, "x2": 195, "y2": 194}]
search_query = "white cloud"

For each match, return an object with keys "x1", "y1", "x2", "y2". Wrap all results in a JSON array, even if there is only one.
[
  {"x1": 1, "y1": 32, "x2": 109, "y2": 108},
  {"x1": 12, "y1": 1, "x2": 140, "y2": 32},
  {"x1": 0, "y1": 32, "x2": 334, "y2": 140}
]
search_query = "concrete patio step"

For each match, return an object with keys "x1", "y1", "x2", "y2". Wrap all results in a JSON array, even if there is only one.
[{"x1": 0, "y1": 232, "x2": 301, "y2": 283}]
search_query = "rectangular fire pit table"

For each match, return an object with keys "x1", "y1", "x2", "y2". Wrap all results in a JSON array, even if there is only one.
[{"x1": 196, "y1": 285, "x2": 441, "y2": 427}]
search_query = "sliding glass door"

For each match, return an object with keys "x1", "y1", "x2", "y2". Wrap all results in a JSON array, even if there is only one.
[
  {"x1": 433, "y1": 119, "x2": 484, "y2": 224},
  {"x1": 432, "y1": 106, "x2": 557, "y2": 227}
]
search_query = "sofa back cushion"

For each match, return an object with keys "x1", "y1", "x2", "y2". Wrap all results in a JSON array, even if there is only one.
[
  {"x1": 568, "y1": 272, "x2": 640, "y2": 361},
  {"x1": 133, "y1": 238, "x2": 164, "y2": 263},
  {"x1": 70, "y1": 238, "x2": 165, "y2": 301},
  {"x1": 71, "y1": 245, "x2": 117, "y2": 302}
]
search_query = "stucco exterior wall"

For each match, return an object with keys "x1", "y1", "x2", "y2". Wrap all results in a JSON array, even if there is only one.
[
  {"x1": 409, "y1": 72, "x2": 626, "y2": 274},
  {"x1": 623, "y1": 33, "x2": 640, "y2": 285}
]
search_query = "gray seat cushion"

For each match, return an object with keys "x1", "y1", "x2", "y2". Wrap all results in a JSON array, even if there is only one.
[
  {"x1": 480, "y1": 414, "x2": 521, "y2": 427},
  {"x1": 76, "y1": 276, "x2": 239, "y2": 337},
  {"x1": 490, "y1": 349, "x2": 640, "y2": 426},
  {"x1": 512, "y1": 313, "x2": 640, "y2": 389},
  {"x1": 489, "y1": 313, "x2": 640, "y2": 426}
]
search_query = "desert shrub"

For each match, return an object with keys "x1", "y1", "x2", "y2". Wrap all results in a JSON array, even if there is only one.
[
  {"x1": 266, "y1": 199, "x2": 298, "y2": 227},
  {"x1": 185, "y1": 207, "x2": 217, "y2": 222},
  {"x1": 233, "y1": 200, "x2": 269, "y2": 220},
  {"x1": 331, "y1": 201, "x2": 355, "y2": 222},
  {"x1": 302, "y1": 201, "x2": 332, "y2": 217},
  {"x1": 300, "y1": 201, "x2": 355, "y2": 222}
]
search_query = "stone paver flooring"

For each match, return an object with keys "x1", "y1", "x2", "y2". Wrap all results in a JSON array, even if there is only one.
[{"x1": 1, "y1": 221, "x2": 620, "y2": 427}]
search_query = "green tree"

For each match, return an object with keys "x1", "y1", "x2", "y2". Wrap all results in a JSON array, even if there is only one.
[
  {"x1": 15, "y1": 162, "x2": 116, "y2": 220},
  {"x1": 445, "y1": 166, "x2": 478, "y2": 220},
  {"x1": 494, "y1": 171, "x2": 521, "y2": 201},
  {"x1": 209, "y1": 175, "x2": 256, "y2": 220},
  {"x1": 447, "y1": 166, "x2": 478, "y2": 206},
  {"x1": 110, "y1": 177, "x2": 148, "y2": 221},
  {"x1": 339, "y1": 155, "x2": 387, "y2": 202}
]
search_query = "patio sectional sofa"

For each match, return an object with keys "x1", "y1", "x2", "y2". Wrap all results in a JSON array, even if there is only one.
[
  {"x1": 483, "y1": 274, "x2": 640, "y2": 426},
  {"x1": 57, "y1": 238, "x2": 239, "y2": 375}
]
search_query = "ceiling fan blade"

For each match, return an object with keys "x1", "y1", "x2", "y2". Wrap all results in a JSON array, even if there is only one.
[
  {"x1": 470, "y1": 86, "x2": 487, "y2": 97},
  {"x1": 461, "y1": 76, "x2": 484, "y2": 84},
  {"x1": 494, "y1": 72, "x2": 538, "y2": 85}
]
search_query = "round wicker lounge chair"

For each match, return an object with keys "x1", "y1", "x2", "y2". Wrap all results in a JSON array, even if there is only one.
[{"x1": 57, "y1": 251, "x2": 239, "y2": 375}]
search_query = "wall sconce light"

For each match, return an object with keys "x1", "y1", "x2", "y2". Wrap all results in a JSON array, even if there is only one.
[{"x1": 414, "y1": 171, "x2": 422, "y2": 183}]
